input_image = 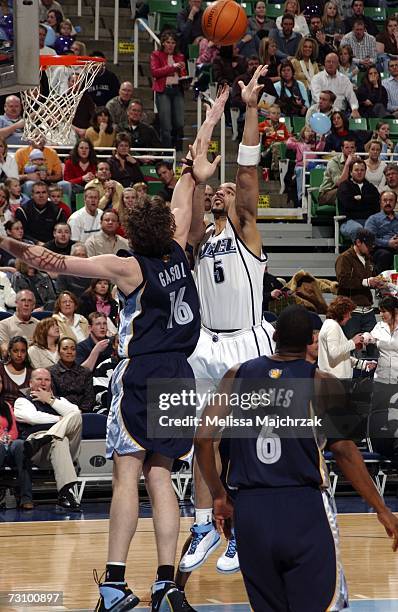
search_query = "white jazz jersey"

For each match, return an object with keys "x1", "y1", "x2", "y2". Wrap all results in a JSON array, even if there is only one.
[{"x1": 195, "y1": 217, "x2": 267, "y2": 330}]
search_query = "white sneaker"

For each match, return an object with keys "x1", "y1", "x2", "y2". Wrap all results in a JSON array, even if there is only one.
[
  {"x1": 179, "y1": 522, "x2": 221, "y2": 572},
  {"x1": 216, "y1": 536, "x2": 240, "y2": 574}
]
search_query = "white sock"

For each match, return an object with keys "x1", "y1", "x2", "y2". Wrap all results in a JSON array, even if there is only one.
[{"x1": 195, "y1": 508, "x2": 212, "y2": 525}]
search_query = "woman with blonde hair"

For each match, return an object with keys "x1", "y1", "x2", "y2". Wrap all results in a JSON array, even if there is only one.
[
  {"x1": 322, "y1": 1, "x2": 344, "y2": 44},
  {"x1": 118, "y1": 187, "x2": 137, "y2": 237},
  {"x1": 131, "y1": 182, "x2": 148, "y2": 199},
  {"x1": 276, "y1": 0, "x2": 309, "y2": 37},
  {"x1": 28, "y1": 317, "x2": 60, "y2": 369},
  {"x1": 259, "y1": 37, "x2": 280, "y2": 82},
  {"x1": 291, "y1": 37, "x2": 319, "y2": 91},
  {"x1": 53, "y1": 290, "x2": 89, "y2": 342}
]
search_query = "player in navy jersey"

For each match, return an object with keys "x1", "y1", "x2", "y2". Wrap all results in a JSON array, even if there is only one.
[
  {"x1": 195, "y1": 306, "x2": 398, "y2": 611},
  {"x1": 0, "y1": 87, "x2": 229, "y2": 612}
]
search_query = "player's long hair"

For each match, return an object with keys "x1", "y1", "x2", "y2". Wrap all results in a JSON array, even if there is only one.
[{"x1": 126, "y1": 196, "x2": 176, "y2": 257}]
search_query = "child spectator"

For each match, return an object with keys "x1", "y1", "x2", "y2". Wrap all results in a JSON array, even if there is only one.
[
  {"x1": 131, "y1": 182, "x2": 148, "y2": 199},
  {"x1": 48, "y1": 185, "x2": 71, "y2": 219},
  {"x1": 259, "y1": 104, "x2": 291, "y2": 179},
  {"x1": 54, "y1": 19, "x2": 75, "y2": 55},
  {"x1": 5, "y1": 178, "x2": 28, "y2": 214},
  {"x1": 23, "y1": 149, "x2": 48, "y2": 184},
  {"x1": 287, "y1": 125, "x2": 325, "y2": 202}
]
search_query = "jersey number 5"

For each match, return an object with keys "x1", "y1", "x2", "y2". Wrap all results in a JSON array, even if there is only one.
[
  {"x1": 214, "y1": 260, "x2": 225, "y2": 284},
  {"x1": 256, "y1": 422, "x2": 281, "y2": 464},
  {"x1": 167, "y1": 287, "x2": 194, "y2": 328}
]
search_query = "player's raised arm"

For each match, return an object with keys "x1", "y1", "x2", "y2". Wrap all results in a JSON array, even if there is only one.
[
  {"x1": 230, "y1": 65, "x2": 268, "y2": 256},
  {"x1": 0, "y1": 239, "x2": 142, "y2": 296},
  {"x1": 172, "y1": 137, "x2": 221, "y2": 248},
  {"x1": 185, "y1": 85, "x2": 230, "y2": 248}
]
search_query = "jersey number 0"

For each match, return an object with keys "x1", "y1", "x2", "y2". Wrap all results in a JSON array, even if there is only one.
[{"x1": 167, "y1": 287, "x2": 194, "y2": 328}]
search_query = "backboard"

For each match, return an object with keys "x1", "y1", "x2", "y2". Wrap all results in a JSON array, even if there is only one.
[{"x1": 0, "y1": 0, "x2": 40, "y2": 95}]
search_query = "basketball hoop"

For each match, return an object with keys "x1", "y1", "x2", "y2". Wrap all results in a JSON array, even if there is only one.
[{"x1": 21, "y1": 55, "x2": 105, "y2": 145}]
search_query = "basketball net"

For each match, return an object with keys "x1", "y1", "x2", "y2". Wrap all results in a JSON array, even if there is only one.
[{"x1": 21, "y1": 55, "x2": 105, "y2": 146}]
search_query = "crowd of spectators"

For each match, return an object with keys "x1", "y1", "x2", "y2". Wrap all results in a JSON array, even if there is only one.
[{"x1": 3, "y1": 0, "x2": 398, "y2": 511}]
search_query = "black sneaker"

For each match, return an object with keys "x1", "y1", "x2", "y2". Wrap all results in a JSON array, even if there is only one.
[
  {"x1": 151, "y1": 581, "x2": 184, "y2": 612},
  {"x1": 56, "y1": 489, "x2": 82, "y2": 513},
  {"x1": 94, "y1": 580, "x2": 140, "y2": 612},
  {"x1": 179, "y1": 591, "x2": 197, "y2": 612}
]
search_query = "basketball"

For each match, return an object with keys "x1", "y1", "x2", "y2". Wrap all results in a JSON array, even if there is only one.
[{"x1": 202, "y1": 0, "x2": 248, "y2": 46}]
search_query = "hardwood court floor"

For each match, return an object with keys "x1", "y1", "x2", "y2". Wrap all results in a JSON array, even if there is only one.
[{"x1": 0, "y1": 515, "x2": 398, "y2": 610}]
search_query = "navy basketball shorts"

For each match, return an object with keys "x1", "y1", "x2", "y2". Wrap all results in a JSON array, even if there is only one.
[
  {"x1": 106, "y1": 352, "x2": 195, "y2": 463},
  {"x1": 234, "y1": 487, "x2": 349, "y2": 612}
]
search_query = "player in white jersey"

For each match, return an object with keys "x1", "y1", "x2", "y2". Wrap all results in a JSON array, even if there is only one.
[{"x1": 176, "y1": 66, "x2": 275, "y2": 599}]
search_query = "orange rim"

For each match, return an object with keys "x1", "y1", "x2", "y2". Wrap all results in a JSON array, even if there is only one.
[{"x1": 39, "y1": 55, "x2": 105, "y2": 68}]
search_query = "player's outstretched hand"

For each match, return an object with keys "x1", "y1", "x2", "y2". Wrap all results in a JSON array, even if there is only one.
[
  {"x1": 213, "y1": 492, "x2": 234, "y2": 539},
  {"x1": 239, "y1": 64, "x2": 269, "y2": 108},
  {"x1": 377, "y1": 508, "x2": 398, "y2": 551},
  {"x1": 190, "y1": 137, "x2": 221, "y2": 184},
  {"x1": 204, "y1": 83, "x2": 230, "y2": 127}
]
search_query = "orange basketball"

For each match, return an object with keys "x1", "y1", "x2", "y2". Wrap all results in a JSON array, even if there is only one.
[{"x1": 202, "y1": 0, "x2": 248, "y2": 46}]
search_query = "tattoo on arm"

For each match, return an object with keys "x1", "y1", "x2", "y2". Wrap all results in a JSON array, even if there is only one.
[{"x1": 0, "y1": 238, "x2": 67, "y2": 273}]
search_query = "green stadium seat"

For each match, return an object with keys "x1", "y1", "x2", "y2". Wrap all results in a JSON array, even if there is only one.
[
  {"x1": 387, "y1": 7, "x2": 398, "y2": 17},
  {"x1": 364, "y1": 7, "x2": 386, "y2": 21},
  {"x1": 265, "y1": 3, "x2": 284, "y2": 19},
  {"x1": 76, "y1": 193, "x2": 85, "y2": 210},
  {"x1": 308, "y1": 167, "x2": 336, "y2": 218},
  {"x1": 188, "y1": 44, "x2": 199, "y2": 60},
  {"x1": 292, "y1": 116, "x2": 305, "y2": 135},
  {"x1": 147, "y1": 181, "x2": 163, "y2": 196},
  {"x1": 349, "y1": 117, "x2": 368, "y2": 130},
  {"x1": 240, "y1": 1, "x2": 253, "y2": 16},
  {"x1": 148, "y1": 0, "x2": 182, "y2": 32}
]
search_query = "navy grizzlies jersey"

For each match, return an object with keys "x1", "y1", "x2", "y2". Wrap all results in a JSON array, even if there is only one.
[
  {"x1": 228, "y1": 357, "x2": 329, "y2": 490},
  {"x1": 118, "y1": 241, "x2": 200, "y2": 358}
]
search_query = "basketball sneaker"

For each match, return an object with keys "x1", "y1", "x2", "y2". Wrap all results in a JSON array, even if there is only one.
[
  {"x1": 94, "y1": 574, "x2": 140, "y2": 612},
  {"x1": 150, "y1": 580, "x2": 184, "y2": 612},
  {"x1": 216, "y1": 534, "x2": 240, "y2": 574},
  {"x1": 178, "y1": 522, "x2": 221, "y2": 572},
  {"x1": 178, "y1": 590, "x2": 197, "y2": 612}
]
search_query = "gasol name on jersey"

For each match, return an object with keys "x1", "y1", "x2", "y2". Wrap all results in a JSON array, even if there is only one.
[
  {"x1": 158, "y1": 262, "x2": 187, "y2": 288},
  {"x1": 199, "y1": 237, "x2": 237, "y2": 259}
]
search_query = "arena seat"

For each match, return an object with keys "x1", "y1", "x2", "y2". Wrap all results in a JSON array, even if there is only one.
[
  {"x1": 0, "y1": 312, "x2": 11, "y2": 321},
  {"x1": 265, "y1": 3, "x2": 284, "y2": 19},
  {"x1": 349, "y1": 117, "x2": 368, "y2": 131},
  {"x1": 33, "y1": 311, "x2": 55, "y2": 320},
  {"x1": 82, "y1": 412, "x2": 107, "y2": 439}
]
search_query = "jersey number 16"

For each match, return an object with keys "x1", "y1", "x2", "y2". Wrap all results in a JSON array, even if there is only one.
[{"x1": 167, "y1": 287, "x2": 194, "y2": 328}]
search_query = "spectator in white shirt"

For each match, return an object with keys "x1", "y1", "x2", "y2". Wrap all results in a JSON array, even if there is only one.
[
  {"x1": 310, "y1": 52, "x2": 360, "y2": 117},
  {"x1": 14, "y1": 367, "x2": 82, "y2": 512},
  {"x1": 67, "y1": 187, "x2": 102, "y2": 243},
  {"x1": 318, "y1": 296, "x2": 367, "y2": 378}
]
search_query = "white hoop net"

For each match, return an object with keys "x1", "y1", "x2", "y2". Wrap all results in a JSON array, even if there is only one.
[{"x1": 21, "y1": 57, "x2": 104, "y2": 145}]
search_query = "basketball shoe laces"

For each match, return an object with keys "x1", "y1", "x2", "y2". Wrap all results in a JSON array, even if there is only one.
[
  {"x1": 188, "y1": 526, "x2": 208, "y2": 554},
  {"x1": 224, "y1": 537, "x2": 236, "y2": 558}
]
